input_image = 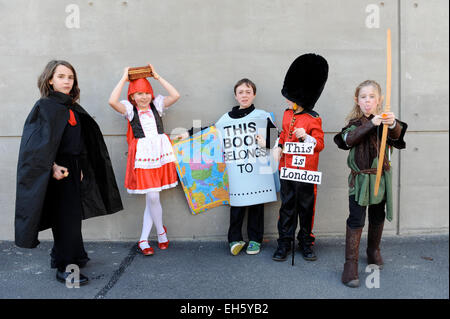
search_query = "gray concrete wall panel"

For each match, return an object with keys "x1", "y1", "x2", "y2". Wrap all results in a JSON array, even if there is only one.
[
  {"x1": 399, "y1": 132, "x2": 449, "y2": 233},
  {"x1": 0, "y1": 0, "x2": 448, "y2": 241},
  {"x1": 400, "y1": 0, "x2": 449, "y2": 131}
]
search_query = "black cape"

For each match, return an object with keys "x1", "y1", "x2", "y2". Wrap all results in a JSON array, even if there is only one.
[{"x1": 15, "y1": 91, "x2": 123, "y2": 248}]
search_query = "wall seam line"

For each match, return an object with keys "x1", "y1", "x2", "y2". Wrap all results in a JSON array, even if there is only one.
[{"x1": 397, "y1": 0, "x2": 402, "y2": 236}]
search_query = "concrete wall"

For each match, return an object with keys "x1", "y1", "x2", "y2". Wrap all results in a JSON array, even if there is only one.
[{"x1": 0, "y1": 0, "x2": 448, "y2": 242}]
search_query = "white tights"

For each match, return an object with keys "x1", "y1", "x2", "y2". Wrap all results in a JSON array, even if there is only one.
[{"x1": 139, "y1": 192, "x2": 167, "y2": 248}]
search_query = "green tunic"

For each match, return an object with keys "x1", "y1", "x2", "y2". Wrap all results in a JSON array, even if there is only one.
[
  {"x1": 343, "y1": 124, "x2": 393, "y2": 221},
  {"x1": 335, "y1": 119, "x2": 408, "y2": 223}
]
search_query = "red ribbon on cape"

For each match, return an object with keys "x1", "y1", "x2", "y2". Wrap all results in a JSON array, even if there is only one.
[{"x1": 68, "y1": 109, "x2": 77, "y2": 126}]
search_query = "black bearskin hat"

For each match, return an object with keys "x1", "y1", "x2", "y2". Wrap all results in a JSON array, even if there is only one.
[{"x1": 281, "y1": 53, "x2": 329, "y2": 110}]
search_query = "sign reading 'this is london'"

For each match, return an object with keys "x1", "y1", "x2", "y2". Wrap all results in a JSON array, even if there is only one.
[{"x1": 280, "y1": 142, "x2": 322, "y2": 185}]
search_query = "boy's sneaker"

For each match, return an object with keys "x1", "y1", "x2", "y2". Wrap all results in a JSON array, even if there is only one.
[
  {"x1": 229, "y1": 241, "x2": 246, "y2": 256},
  {"x1": 246, "y1": 241, "x2": 261, "y2": 255}
]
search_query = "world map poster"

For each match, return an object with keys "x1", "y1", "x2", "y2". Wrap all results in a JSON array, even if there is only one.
[{"x1": 172, "y1": 126, "x2": 230, "y2": 215}]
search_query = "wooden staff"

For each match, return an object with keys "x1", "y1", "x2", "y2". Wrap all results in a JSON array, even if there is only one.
[{"x1": 374, "y1": 29, "x2": 392, "y2": 196}]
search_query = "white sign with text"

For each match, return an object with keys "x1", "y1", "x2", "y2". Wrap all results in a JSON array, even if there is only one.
[
  {"x1": 292, "y1": 155, "x2": 306, "y2": 167},
  {"x1": 283, "y1": 142, "x2": 314, "y2": 155},
  {"x1": 280, "y1": 167, "x2": 322, "y2": 185}
]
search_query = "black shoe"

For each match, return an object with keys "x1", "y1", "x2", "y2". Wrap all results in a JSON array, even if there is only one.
[
  {"x1": 299, "y1": 245, "x2": 317, "y2": 261},
  {"x1": 56, "y1": 270, "x2": 89, "y2": 286},
  {"x1": 272, "y1": 246, "x2": 291, "y2": 262}
]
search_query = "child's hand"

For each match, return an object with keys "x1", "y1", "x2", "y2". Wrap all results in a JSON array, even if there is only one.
[
  {"x1": 255, "y1": 135, "x2": 266, "y2": 148},
  {"x1": 381, "y1": 112, "x2": 396, "y2": 126},
  {"x1": 371, "y1": 115, "x2": 383, "y2": 126},
  {"x1": 175, "y1": 132, "x2": 189, "y2": 141},
  {"x1": 148, "y1": 63, "x2": 160, "y2": 80},
  {"x1": 52, "y1": 163, "x2": 69, "y2": 180},
  {"x1": 122, "y1": 67, "x2": 130, "y2": 81},
  {"x1": 294, "y1": 128, "x2": 307, "y2": 140}
]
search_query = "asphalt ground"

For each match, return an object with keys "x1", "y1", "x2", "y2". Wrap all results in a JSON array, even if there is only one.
[{"x1": 0, "y1": 234, "x2": 448, "y2": 315}]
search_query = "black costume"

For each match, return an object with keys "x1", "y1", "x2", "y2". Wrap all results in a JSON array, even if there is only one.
[{"x1": 15, "y1": 91, "x2": 123, "y2": 271}]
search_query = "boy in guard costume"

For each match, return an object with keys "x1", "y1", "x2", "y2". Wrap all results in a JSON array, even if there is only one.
[{"x1": 272, "y1": 54, "x2": 328, "y2": 262}]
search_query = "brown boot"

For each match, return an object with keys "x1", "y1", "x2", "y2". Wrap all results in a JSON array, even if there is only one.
[
  {"x1": 366, "y1": 222, "x2": 384, "y2": 269},
  {"x1": 342, "y1": 226, "x2": 363, "y2": 288}
]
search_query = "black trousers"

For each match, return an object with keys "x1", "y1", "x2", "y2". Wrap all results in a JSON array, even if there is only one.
[
  {"x1": 49, "y1": 156, "x2": 89, "y2": 271},
  {"x1": 228, "y1": 204, "x2": 264, "y2": 243},
  {"x1": 347, "y1": 195, "x2": 386, "y2": 229},
  {"x1": 277, "y1": 179, "x2": 316, "y2": 248}
]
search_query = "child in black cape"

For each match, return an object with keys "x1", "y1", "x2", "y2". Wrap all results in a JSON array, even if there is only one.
[{"x1": 15, "y1": 60, "x2": 123, "y2": 285}]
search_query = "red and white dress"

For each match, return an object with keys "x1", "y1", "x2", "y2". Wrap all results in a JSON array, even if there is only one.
[{"x1": 121, "y1": 95, "x2": 178, "y2": 194}]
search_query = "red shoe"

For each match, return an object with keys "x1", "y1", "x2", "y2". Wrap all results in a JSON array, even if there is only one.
[
  {"x1": 158, "y1": 226, "x2": 169, "y2": 250},
  {"x1": 137, "y1": 240, "x2": 154, "y2": 256}
]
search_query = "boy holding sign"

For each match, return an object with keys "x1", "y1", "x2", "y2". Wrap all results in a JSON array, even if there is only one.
[
  {"x1": 177, "y1": 79, "x2": 278, "y2": 256},
  {"x1": 218, "y1": 79, "x2": 278, "y2": 256},
  {"x1": 272, "y1": 54, "x2": 329, "y2": 262}
]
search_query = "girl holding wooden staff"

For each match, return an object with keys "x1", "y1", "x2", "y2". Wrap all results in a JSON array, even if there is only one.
[
  {"x1": 334, "y1": 30, "x2": 410, "y2": 288},
  {"x1": 333, "y1": 78, "x2": 407, "y2": 287}
]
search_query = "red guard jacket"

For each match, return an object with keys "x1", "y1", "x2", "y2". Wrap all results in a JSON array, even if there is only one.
[{"x1": 278, "y1": 108, "x2": 324, "y2": 172}]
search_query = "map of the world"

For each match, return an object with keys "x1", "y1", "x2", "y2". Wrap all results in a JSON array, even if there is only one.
[{"x1": 172, "y1": 126, "x2": 230, "y2": 215}]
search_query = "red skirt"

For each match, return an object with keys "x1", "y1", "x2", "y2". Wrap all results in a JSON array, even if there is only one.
[{"x1": 126, "y1": 161, "x2": 178, "y2": 194}]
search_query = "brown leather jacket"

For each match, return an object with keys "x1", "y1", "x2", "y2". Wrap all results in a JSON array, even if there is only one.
[{"x1": 334, "y1": 115, "x2": 407, "y2": 171}]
